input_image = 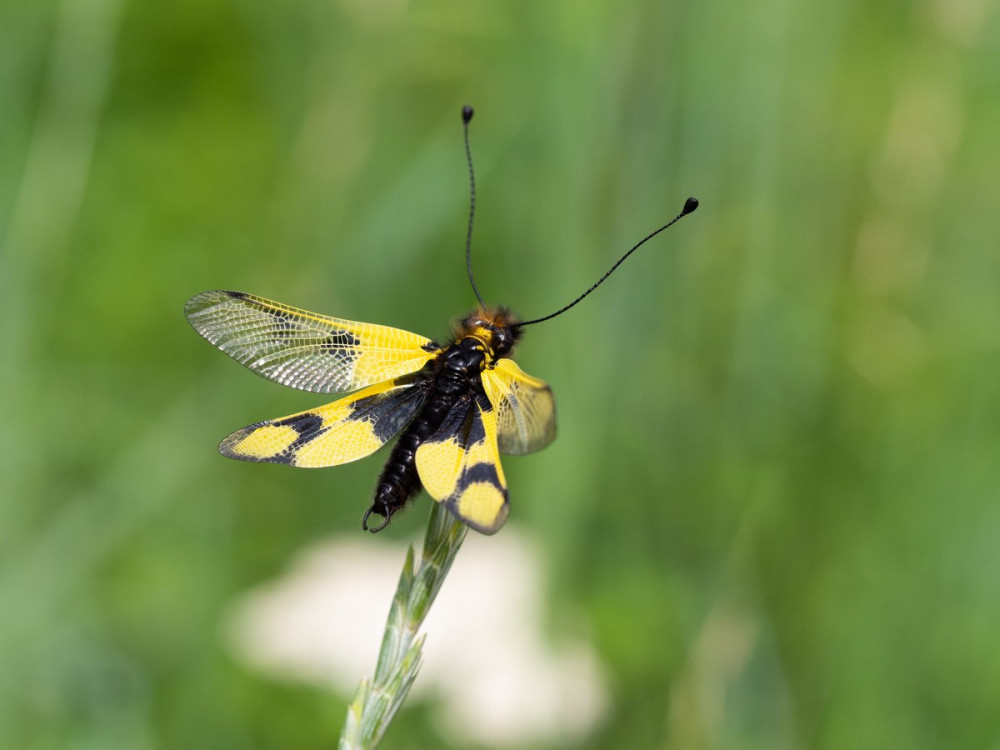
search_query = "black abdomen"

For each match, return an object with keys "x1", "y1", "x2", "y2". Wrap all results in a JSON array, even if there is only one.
[
  {"x1": 363, "y1": 391, "x2": 457, "y2": 530},
  {"x1": 362, "y1": 339, "x2": 486, "y2": 532}
]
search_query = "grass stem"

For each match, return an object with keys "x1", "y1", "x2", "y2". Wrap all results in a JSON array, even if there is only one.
[{"x1": 338, "y1": 503, "x2": 467, "y2": 749}]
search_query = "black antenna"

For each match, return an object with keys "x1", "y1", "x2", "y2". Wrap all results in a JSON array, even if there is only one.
[
  {"x1": 516, "y1": 197, "x2": 699, "y2": 328},
  {"x1": 462, "y1": 105, "x2": 487, "y2": 308}
]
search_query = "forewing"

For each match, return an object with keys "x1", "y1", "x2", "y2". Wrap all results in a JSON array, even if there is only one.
[
  {"x1": 220, "y1": 375, "x2": 429, "y2": 467},
  {"x1": 414, "y1": 393, "x2": 509, "y2": 535},
  {"x1": 482, "y1": 358, "x2": 557, "y2": 455},
  {"x1": 185, "y1": 290, "x2": 440, "y2": 393}
]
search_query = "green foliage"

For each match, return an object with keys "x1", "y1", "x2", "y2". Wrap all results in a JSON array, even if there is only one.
[{"x1": 2, "y1": 0, "x2": 999, "y2": 747}]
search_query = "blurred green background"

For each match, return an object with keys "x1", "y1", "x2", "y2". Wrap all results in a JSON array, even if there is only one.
[{"x1": 2, "y1": 0, "x2": 1000, "y2": 747}]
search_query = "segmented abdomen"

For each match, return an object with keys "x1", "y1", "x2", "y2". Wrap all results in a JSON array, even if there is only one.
[{"x1": 365, "y1": 389, "x2": 458, "y2": 529}]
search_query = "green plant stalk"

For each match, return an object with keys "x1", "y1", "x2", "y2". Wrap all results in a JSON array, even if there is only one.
[{"x1": 339, "y1": 502, "x2": 467, "y2": 749}]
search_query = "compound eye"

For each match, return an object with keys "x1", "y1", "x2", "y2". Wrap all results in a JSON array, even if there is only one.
[{"x1": 495, "y1": 330, "x2": 511, "y2": 352}]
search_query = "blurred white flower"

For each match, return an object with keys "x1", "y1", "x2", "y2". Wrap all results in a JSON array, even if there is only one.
[{"x1": 226, "y1": 525, "x2": 607, "y2": 747}]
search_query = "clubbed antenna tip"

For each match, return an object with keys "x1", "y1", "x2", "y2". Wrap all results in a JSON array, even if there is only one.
[
  {"x1": 682, "y1": 196, "x2": 699, "y2": 215},
  {"x1": 462, "y1": 105, "x2": 474, "y2": 124}
]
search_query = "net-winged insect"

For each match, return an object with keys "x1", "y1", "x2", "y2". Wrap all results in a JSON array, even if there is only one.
[{"x1": 186, "y1": 106, "x2": 698, "y2": 534}]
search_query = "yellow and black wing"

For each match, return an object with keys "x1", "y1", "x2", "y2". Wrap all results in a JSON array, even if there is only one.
[
  {"x1": 482, "y1": 358, "x2": 557, "y2": 455},
  {"x1": 185, "y1": 290, "x2": 440, "y2": 393},
  {"x1": 414, "y1": 392, "x2": 509, "y2": 535},
  {"x1": 220, "y1": 374, "x2": 430, "y2": 467}
]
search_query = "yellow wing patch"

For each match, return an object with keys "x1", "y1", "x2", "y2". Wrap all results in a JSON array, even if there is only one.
[
  {"x1": 228, "y1": 424, "x2": 301, "y2": 459},
  {"x1": 185, "y1": 290, "x2": 440, "y2": 393},
  {"x1": 481, "y1": 358, "x2": 557, "y2": 455},
  {"x1": 415, "y1": 394, "x2": 509, "y2": 535},
  {"x1": 221, "y1": 376, "x2": 428, "y2": 468}
]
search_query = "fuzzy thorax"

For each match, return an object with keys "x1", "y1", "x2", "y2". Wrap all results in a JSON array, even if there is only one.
[{"x1": 453, "y1": 307, "x2": 523, "y2": 360}]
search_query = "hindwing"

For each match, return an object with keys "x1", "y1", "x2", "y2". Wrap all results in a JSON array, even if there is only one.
[
  {"x1": 220, "y1": 374, "x2": 430, "y2": 467},
  {"x1": 414, "y1": 392, "x2": 509, "y2": 535},
  {"x1": 481, "y1": 358, "x2": 556, "y2": 455},
  {"x1": 185, "y1": 290, "x2": 440, "y2": 393}
]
